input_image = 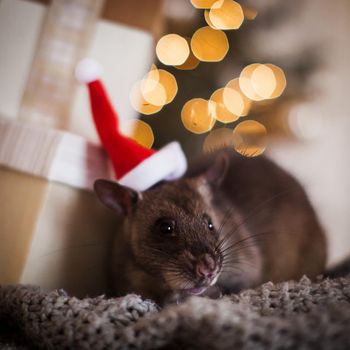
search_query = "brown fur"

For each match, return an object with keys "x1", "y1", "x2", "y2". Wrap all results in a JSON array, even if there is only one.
[{"x1": 95, "y1": 149, "x2": 327, "y2": 304}]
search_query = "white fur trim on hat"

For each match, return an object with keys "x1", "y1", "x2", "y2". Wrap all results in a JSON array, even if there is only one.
[
  {"x1": 75, "y1": 58, "x2": 103, "y2": 83},
  {"x1": 119, "y1": 141, "x2": 187, "y2": 191}
]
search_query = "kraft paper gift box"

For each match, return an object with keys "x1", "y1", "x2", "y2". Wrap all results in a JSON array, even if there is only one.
[
  {"x1": 0, "y1": 119, "x2": 118, "y2": 297},
  {"x1": 0, "y1": 0, "x2": 162, "y2": 296}
]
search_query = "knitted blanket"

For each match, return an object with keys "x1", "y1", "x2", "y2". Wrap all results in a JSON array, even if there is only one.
[{"x1": 0, "y1": 275, "x2": 350, "y2": 350}]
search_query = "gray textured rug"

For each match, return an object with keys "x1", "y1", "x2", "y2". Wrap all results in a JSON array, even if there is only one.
[{"x1": 1, "y1": 275, "x2": 350, "y2": 349}]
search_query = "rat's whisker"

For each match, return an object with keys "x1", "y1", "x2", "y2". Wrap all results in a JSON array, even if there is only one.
[
  {"x1": 217, "y1": 205, "x2": 237, "y2": 236},
  {"x1": 221, "y1": 239, "x2": 267, "y2": 256},
  {"x1": 221, "y1": 258, "x2": 257, "y2": 269},
  {"x1": 215, "y1": 187, "x2": 299, "y2": 253},
  {"x1": 220, "y1": 265, "x2": 245, "y2": 274},
  {"x1": 220, "y1": 231, "x2": 271, "y2": 255}
]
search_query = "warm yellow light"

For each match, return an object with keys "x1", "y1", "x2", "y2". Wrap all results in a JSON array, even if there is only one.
[
  {"x1": 239, "y1": 63, "x2": 286, "y2": 101},
  {"x1": 209, "y1": 0, "x2": 244, "y2": 30},
  {"x1": 210, "y1": 88, "x2": 239, "y2": 123},
  {"x1": 181, "y1": 98, "x2": 216, "y2": 134},
  {"x1": 140, "y1": 68, "x2": 167, "y2": 107},
  {"x1": 232, "y1": 120, "x2": 267, "y2": 157},
  {"x1": 141, "y1": 81, "x2": 167, "y2": 106},
  {"x1": 251, "y1": 64, "x2": 277, "y2": 99},
  {"x1": 222, "y1": 86, "x2": 245, "y2": 117},
  {"x1": 140, "y1": 65, "x2": 159, "y2": 92},
  {"x1": 224, "y1": 78, "x2": 251, "y2": 116},
  {"x1": 120, "y1": 119, "x2": 154, "y2": 149},
  {"x1": 158, "y1": 69, "x2": 178, "y2": 104},
  {"x1": 130, "y1": 81, "x2": 163, "y2": 115},
  {"x1": 265, "y1": 63, "x2": 287, "y2": 99},
  {"x1": 156, "y1": 34, "x2": 190, "y2": 66},
  {"x1": 131, "y1": 66, "x2": 177, "y2": 112},
  {"x1": 239, "y1": 64, "x2": 264, "y2": 101},
  {"x1": 190, "y1": 0, "x2": 217, "y2": 9},
  {"x1": 204, "y1": 10, "x2": 217, "y2": 29},
  {"x1": 191, "y1": 26, "x2": 229, "y2": 62},
  {"x1": 203, "y1": 127, "x2": 234, "y2": 153},
  {"x1": 175, "y1": 38, "x2": 200, "y2": 70}
]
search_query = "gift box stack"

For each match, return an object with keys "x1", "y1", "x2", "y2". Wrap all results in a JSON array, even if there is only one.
[{"x1": 0, "y1": 0, "x2": 162, "y2": 297}]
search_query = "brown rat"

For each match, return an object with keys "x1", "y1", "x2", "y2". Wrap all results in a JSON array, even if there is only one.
[{"x1": 94, "y1": 148, "x2": 327, "y2": 304}]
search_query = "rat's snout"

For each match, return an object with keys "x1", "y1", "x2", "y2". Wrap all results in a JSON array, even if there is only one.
[{"x1": 196, "y1": 253, "x2": 217, "y2": 280}]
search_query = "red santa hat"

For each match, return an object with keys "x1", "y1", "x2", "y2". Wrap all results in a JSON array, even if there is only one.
[{"x1": 75, "y1": 58, "x2": 187, "y2": 192}]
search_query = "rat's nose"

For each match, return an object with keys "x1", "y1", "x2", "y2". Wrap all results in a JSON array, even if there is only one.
[{"x1": 196, "y1": 254, "x2": 216, "y2": 279}]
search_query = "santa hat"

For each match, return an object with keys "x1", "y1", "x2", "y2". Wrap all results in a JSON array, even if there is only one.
[{"x1": 75, "y1": 58, "x2": 187, "y2": 192}]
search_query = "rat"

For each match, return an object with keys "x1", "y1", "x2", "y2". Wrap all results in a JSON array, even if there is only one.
[{"x1": 94, "y1": 148, "x2": 327, "y2": 304}]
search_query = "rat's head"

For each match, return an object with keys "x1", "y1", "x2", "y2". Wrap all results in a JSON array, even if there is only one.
[{"x1": 94, "y1": 153, "x2": 229, "y2": 296}]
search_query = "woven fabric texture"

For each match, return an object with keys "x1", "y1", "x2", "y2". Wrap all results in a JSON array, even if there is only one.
[{"x1": 0, "y1": 275, "x2": 350, "y2": 349}]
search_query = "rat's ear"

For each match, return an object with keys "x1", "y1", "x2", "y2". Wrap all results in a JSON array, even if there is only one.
[
  {"x1": 94, "y1": 179, "x2": 139, "y2": 216},
  {"x1": 205, "y1": 151, "x2": 229, "y2": 186}
]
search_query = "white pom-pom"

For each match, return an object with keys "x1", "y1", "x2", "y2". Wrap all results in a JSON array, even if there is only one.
[{"x1": 75, "y1": 58, "x2": 103, "y2": 83}]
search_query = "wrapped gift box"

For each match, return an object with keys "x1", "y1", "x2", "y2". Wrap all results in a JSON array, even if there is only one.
[
  {"x1": 0, "y1": 119, "x2": 118, "y2": 297},
  {"x1": 0, "y1": 0, "x2": 163, "y2": 296}
]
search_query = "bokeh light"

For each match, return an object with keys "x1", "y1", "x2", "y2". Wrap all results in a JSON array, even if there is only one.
[
  {"x1": 210, "y1": 88, "x2": 239, "y2": 123},
  {"x1": 130, "y1": 67, "x2": 178, "y2": 114},
  {"x1": 140, "y1": 68, "x2": 167, "y2": 106},
  {"x1": 209, "y1": 0, "x2": 244, "y2": 30},
  {"x1": 204, "y1": 10, "x2": 217, "y2": 29},
  {"x1": 191, "y1": 26, "x2": 229, "y2": 62},
  {"x1": 130, "y1": 81, "x2": 163, "y2": 115},
  {"x1": 156, "y1": 34, "x2": 190, "y2": 66},
  {"x1": 239, "y1": 63, "x2": 265, "y2": 101},
  {"x1": 129, "y1": 5, "x2": 284, "y2": 151},
  {"x1": 232, "y1": 120, "x2": 267, "y2": 157},
  {"x1": 140, "y1": 64, "x2": 159, "y2": 92},
  {"x1": 224, "y1": 78, "x2": 251, "y2": 116},
  {"x1": 203, "y1": 127, "x2": 234, "y2": 153},
  {"x1": 175, "y1": 38, "x2": 200, "y2": 70},
  {"x1": 239, "y1": 63, "x2": 286, "y2": 101},
  {"x1": 158, "y1": 69, "x2": 178, "y2": 104},
  {"x1": 190, "y1": 0, "x2": 217, "y2": 9},
  {"x1": 251, "y1": 64, "x2": 277, "y2": 99},
  {"x1": 141, "y1": 81, "x2": 167, "y2": 106},
  {"x1": 181, "y1": 98, "x2": 216, "y2": 134},
  {"x1": 120, "y1": 119, "x2": 154, "y2": 149},
  {"x1": 265, "y1": 63, "x2": 287, "y2": 99}
]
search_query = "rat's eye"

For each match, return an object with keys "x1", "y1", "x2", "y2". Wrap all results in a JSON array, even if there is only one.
[
  {"x1": 208, "y1": 220, "x2": 214, "y2": 231},
  {"x1": 203, "y1": 214, "x2": 214, "y2": 231},
  {"x1": 156, "y1": 219, "x2": 176, "y2": 235}
]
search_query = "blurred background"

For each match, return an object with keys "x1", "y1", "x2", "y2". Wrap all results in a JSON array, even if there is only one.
[{"x1": 0, "y1": 0, "x2": 349, "y2": 296}]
